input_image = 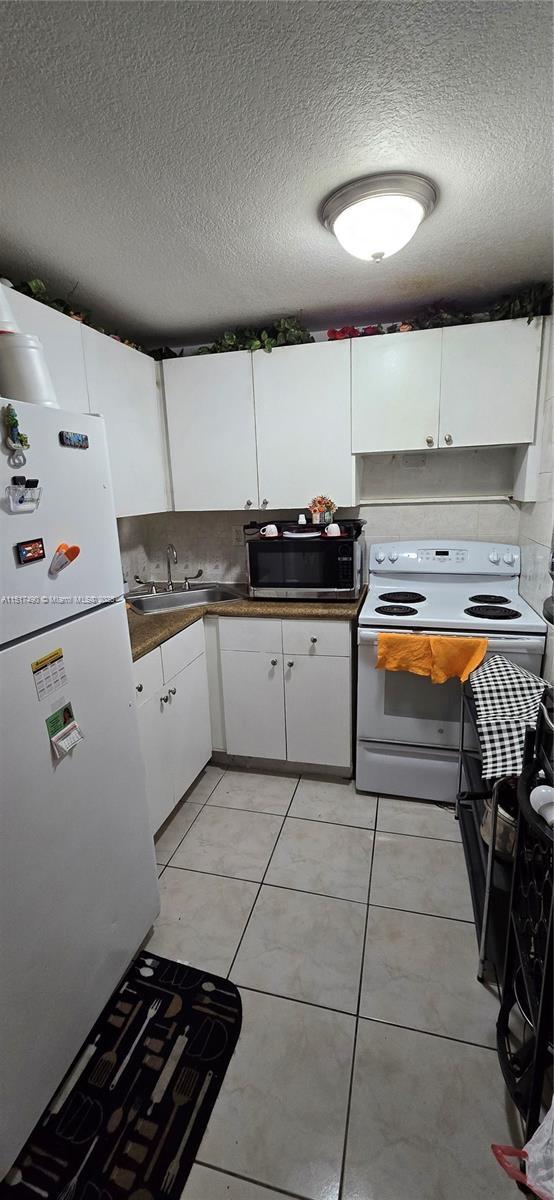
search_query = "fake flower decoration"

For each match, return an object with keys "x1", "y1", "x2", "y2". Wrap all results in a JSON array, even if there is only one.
[{"x1": 308, "y1": 494, "x2": 337, "y2": 515}]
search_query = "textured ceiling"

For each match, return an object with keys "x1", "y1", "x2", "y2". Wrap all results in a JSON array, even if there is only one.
[{"x1": 1, "y1": 0, "x2": 552, "y2": 342}]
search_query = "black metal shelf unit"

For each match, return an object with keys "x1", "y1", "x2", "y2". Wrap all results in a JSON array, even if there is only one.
[
  {"x1": 496, "y1": 694, "x2": 553, "y2": 1143},
  {"x1": 457, "y1": 686, "x2": 514, "y2": 981}
]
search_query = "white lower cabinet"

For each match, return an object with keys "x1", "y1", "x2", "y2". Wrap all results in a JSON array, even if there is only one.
[
  {"x1": 136, "y1": 690, "x2": 174, "y2": 835},
  {"x1": 220, "y1": 650, "x2": 286, "y2": 760},
  {"x1": 218, "y1": 617, "x2": 352, "y2": 768},
  {"x1": 167, "y1": 653, "x2": 212, "y2": 804},
  {"x1": 133, "y1": 626, "x2": 212, "y2": 834},
  {"x1": 284, "y1": 654, "x2": 351, "y2": 768}
]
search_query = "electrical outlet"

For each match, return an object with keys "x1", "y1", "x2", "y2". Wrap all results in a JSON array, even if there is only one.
[{"x1": 232, "y1": 526, "x2": 244, "y2": 547}]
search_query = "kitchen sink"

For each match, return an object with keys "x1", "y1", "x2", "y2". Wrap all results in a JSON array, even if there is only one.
[{"x1": 128, "y1": 584, "x2": 243, "y2": 614}]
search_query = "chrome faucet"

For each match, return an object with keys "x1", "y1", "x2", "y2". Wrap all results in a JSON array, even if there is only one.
[
  {"x1": 166, "y1": 544, "x2": 177, "y2": 591},
  {"x1": 183, "y1": 569, "x2": 203, "y2": 591}
]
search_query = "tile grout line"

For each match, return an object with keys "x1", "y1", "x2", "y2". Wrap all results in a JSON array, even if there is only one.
[
  {"x1": 163, "y1": 862, "x2": 371, "y2": 904},
  {"x1": 337, "y1": 797, "x2": 380, "y2": 1200},
  {"x1": 157, "y1": 767, "x2": 228, "y2": 869},
  {"x1": 157, "y1": 861, "x2": 474, "y2": 923},
  {"x1": 194, "y1": 1159, "x2": 311, "y2": 1200},
  {"x1": 225, "y1": 777, "x2": 303, "y2": 981}
]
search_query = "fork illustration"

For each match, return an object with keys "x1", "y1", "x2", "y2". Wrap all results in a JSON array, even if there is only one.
[
  {"x1": 89, "y1": 1003, "x2": 141, "y2": 1088},
  {"x1": 161, "y1": 1071, "x2": 213, "y2": 1194},
  {"x1": 144, "y1": 1067, "x2": 198, "y2": 1182},
  {"x1": 109, "y1": 998, "x2": 161, "y2": 1091}
]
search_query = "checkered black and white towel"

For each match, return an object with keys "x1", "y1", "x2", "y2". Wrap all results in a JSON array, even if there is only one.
[{"x1": 469, "y1": 654, "x2": 547, "y2": 781}]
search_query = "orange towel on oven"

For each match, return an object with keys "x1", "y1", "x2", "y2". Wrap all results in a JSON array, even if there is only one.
[
  {"x1": 376, "y1": 633, "x2": 432, "y2": 677},
  {"x1": 376, "y1": 633, "x2": 487, "y2": 682},
  {"x1": 429, "y1": 635, "x2": 487, "y2": 683}
]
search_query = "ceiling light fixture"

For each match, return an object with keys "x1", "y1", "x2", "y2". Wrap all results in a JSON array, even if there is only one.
[{"x1": 321, "y1": 172, "x2": 437, "y2": 262}]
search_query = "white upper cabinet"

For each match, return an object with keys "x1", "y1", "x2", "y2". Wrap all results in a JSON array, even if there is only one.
[
  {"x1": 439, "y1": 318, "x2": 542, "y2": 448},
  {"x1": 3, "y1": 286, "x2": 90, "y2": 413},
  {"x1": 352, "y1": 329, "x2": 442, "y2": 453},
  {"x1": 164, "y1": 352, "x2": 259, "y2": 511},
  {"x1": 82, "y1": 326, "x2": 168, "y2": 518},
  {"x1": 253, "y1": 340, "x2": 356, "y2": 508}
]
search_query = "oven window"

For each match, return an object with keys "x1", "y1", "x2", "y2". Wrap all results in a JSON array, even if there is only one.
[{"x1": 384, "y1": 671, "x2": 460, "y2": 724}]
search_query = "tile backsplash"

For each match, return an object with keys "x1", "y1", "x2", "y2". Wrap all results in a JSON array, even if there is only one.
[{"x1": 118, "y1": 497, "x2": 521, "y2": 591}]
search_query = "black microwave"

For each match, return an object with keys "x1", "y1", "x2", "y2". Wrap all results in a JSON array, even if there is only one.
[{"x1": 244, "y1": 520, "x2": 365, "y2": 600}]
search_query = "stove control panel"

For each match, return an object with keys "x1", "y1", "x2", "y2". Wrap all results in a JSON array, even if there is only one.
[
  {"x1": 370, "y1": 541, "x2": 521, "y2": 575},
  {"x1": 418, "y1": 548, "x2": 467, "y2": 563}
]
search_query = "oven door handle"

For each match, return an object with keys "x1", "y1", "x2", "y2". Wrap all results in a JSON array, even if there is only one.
[{"x1": 358, "y1": 629, "x2": 544, "y2": 654}]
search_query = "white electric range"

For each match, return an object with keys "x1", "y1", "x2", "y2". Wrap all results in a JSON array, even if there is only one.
[{"x1": 356, "y1": 540, "x2": 547, "y2": 803}]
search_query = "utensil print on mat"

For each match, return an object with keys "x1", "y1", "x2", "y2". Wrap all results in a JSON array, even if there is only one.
[
  {"x1": 109, "y1": 1167, "x2": 135, "y2": 1191},
  {"x1": 5, "y1": 1169, "x2": 48, "y2": 1197},
  {"x1": 133, "y1": 980, "x2": 182, "y2": 1017},
  {"x1": 23, "y1": 1154, "x2": 60, "y2": 1183},
  {"x1": 103, "y1": 1098, "x2": 142, "y2": 1175},
  {"x1": 160, "y1": 963, "x2": 200, "y2": 990},
  {"x1": 187, "y1": 1016, "x2": 228, "y2": 1062},
  {"x1": 195, "y1": 990, "x2": 239, "y2": 1014},
  {"x1": 57, "y1": 1135, "x2": 99, "y2": 1200},
  {"x1": 44, "y1": 1035, "x2": 101, "y2": 1123},
  {"x1": 30, "y1": 1147, "x2": 68, "y2": 1170},
  {"x1": 109, "y1": 999, "x2": 161, "y2": 1091},
  {"x1": 161, "y1": 1071, "x2": 213, "y2": 1195},
  {"x1": 146, "y1": 1030, "x2": 188, "y2": 1116},
  {"x1": 145, "y1": 1068, "x2": 198, "y2": 1182},
  {"x1": 192, "y1": 1004, "x2": 235, "y2": 1024},
  {"x1": 81, "y1": 1182, "x2": 112, "y2": 1200},
  {"x1": 104, "y1": 1070, "x2": 141, "y2": 1136},
  {"x1": 56, "y1": 1093, "x2": 103, "y2": 1143},
  {"x1": 201, "y1": 980, "x2": 237, "y2": 999},
  {"x1": 89, "y1": 1003, "x2": 142, "y2": 1088}
]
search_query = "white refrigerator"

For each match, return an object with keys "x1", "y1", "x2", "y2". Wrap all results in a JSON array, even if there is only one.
[{"x1": 0, "y1": 399, "x2": 159, "y2": 1176}]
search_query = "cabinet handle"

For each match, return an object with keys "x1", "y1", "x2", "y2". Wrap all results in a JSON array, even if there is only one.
[
  {"x1": 245, "y1": 499, "x2": 252, "y2": 508},
  {"x1": 310, "y1": 637, "x2": 317, "y2": 644},
  {"x1": 161, "y1": 694, "x2": 169, "y2": 704},
  {"x1": 262, "y1": 498, "x2": 268, "y2": 508},
  {"x1": 444, "y1": 433, "x2": 453, "y2": 445},
  {"x1": 136, "y1": 683, "x2": 143, "y2": 693},
  {"x1": 287, "y1": 660, "x2": 294, "y2": 668},
  {"x1": 270, "y1": 658, "x2": 278, "y2": 667},
  {"x1": 425, "y1": 435, "x2": 434, "y2": 447},
  {"x1": 169, "y1": 687, "x2": 176, "y2": 696}
]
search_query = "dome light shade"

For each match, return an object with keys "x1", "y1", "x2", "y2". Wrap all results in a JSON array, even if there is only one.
[{"x1": 321, "y1": 173, "x2": 437, "y2": 262}]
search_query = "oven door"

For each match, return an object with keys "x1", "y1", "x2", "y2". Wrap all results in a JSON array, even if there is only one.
[
  {"x1": 357, "y1": 629, "x2": 545, "y2": 749},
  {"x1": 247, "y1": 538, "x2": 359, "y2": 598}
]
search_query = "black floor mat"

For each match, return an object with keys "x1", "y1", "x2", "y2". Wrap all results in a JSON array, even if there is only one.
[{"x1": 1, "y1": 952, "x2": 242, "y2": 1200}]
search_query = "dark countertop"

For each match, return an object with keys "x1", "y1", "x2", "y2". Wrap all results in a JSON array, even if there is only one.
[{"x1": 127, "y1": 589, "x2": 367, "y2": 662}]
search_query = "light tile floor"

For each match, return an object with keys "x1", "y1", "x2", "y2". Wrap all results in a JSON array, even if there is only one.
[{"x1": 149, "y1": 767, "x2": 517, "y2": 1200}]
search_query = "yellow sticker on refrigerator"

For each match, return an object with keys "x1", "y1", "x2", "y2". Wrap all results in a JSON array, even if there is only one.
[{"x1": 31, "y1": 648, "x2": 67, "y2": 700}]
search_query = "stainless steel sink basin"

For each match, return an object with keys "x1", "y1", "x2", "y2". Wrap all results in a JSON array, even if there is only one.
[{"x1": 128, "y1": 585, "x2": 242, "y2": 615}]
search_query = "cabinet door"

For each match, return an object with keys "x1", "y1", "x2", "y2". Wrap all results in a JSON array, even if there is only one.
[
  {"x1": 164, "y1": 353, "x2": 259, "y2": 511},
  {"x1": 439, "y1": 319, "x2": 542, "y2": 448},
  {"x1": 136, "y1": 690, "x2": 173, "y2": 834},
  {"x1": 253, "y1": 341, "x2": 355, "y2": 507},
  {"x1": 168, "y1": 653, "x2": 212, "y2": 804},
  {"x1": 284, "y1": 655, "x2": 351, "y2": 768},
  {"x1": 82, "y1": 326, "x2": 168, "y2": 517},
  {"x1": 221, "y1": 650, "x2": 286, "y2": 759},
  {"x1": 4, "y1": 286, "x2": 90, "y2": 413},
  {"x1": 352, "y1": 329, "x2": 442, "y2": 453}
]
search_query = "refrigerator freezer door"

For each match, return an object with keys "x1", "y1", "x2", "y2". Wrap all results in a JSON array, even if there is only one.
[
  {"x1": 1, "y1": 400, "x2": 124, "y2": 644},
  {"x1": 0, "y1": 600, "x2": 159, "y2": 1175}
]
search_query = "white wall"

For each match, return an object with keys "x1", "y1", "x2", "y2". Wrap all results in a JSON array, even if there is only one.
[{"x1": 517, "y1": 319, "x2": 553, "y2": 680}]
